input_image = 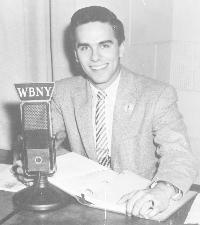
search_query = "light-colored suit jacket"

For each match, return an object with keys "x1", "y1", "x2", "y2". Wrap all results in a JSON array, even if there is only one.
[{"x1": 51, "y1": 66, "x2": 198, "y2": 193}]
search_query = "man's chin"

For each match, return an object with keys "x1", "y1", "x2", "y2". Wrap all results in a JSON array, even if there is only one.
[{"x1": 87, "y1": 74, "x2": 109, "y2": 83}]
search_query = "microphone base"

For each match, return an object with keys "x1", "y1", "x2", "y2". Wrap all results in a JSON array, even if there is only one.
[{"x1": 13, "y1": 175, "x2": 68, "y2": 211}]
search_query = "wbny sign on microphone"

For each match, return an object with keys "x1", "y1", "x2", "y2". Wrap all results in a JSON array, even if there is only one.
[{"x1": 15, "y1": 83, "x2": 54, "y2": 101}]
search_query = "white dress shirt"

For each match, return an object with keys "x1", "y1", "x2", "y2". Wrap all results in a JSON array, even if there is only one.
[{"x1": 89, "y1": 73, "x2": 121, "y2": 156}]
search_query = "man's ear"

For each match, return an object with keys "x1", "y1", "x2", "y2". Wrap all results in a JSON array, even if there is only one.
[
  {"x1": 74, "y1": 51, "x2": 79, "y2": 63},
  {"x1": 119, "y1": 41, "x2": 125, "y2": 58}
]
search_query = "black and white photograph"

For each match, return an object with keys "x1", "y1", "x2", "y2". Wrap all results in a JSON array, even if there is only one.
[{"x1": 0, "y1": 0, "x2": 200, "y2": 224}]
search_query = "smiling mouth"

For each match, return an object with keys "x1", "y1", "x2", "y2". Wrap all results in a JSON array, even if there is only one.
[{"x1": 90, "y1": 64, "x2": 108, "y2": 71}]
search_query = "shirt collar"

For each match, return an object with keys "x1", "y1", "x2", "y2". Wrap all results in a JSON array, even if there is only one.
[{"x1": 89, "y1": 70, "x2": 121, "y2": 98}]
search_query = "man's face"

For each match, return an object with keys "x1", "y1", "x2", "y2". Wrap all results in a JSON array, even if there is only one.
[{"x1": 75, "y1": 21, "x2": 124, "y2": 89}]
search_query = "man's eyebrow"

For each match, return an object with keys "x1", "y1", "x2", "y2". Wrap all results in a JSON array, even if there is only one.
[
  {"x1": 99, "y1": 40, "x2": 113, "y2": 45},
  {"x1": 76, "y1": 43, "x2": 89, "y2": 48}
]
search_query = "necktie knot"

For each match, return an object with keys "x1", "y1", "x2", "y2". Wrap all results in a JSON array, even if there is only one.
[{"x1": 97, "y1": 91, "x2": 106, "y2": 100}]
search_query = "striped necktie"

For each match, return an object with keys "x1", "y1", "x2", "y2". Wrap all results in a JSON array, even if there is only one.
[{"x1": 95, "y1": 91, "x2": 111, "y2": 167}]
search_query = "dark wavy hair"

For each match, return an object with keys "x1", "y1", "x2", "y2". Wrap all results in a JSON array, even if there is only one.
[{"x1": 69, "y1": 6, "x2": 125, "y2": 48}]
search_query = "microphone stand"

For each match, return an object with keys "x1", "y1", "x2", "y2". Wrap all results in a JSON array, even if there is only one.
[{"x1": 13, "y1": 171, "x2": 68, "y2": 211}]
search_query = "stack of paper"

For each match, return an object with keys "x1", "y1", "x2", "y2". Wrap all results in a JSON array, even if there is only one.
[{"x1": 49, "y1": 152, "x2": 197, "y2": 221}]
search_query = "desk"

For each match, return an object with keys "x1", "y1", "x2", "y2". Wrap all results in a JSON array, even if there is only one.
[{"x1": 0, "y1": 149, "x2": 198, "y2": 225}]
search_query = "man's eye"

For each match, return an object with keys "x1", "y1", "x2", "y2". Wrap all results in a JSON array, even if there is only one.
[
  {"x1": 79, "y1": 46, "x2": 89, "y2": 51},
  {"x1": 100, "y1": 43, "x2": 111, "y2": 49}
]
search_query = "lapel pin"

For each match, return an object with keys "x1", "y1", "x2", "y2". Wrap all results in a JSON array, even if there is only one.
[{"x1": 124, "y1": 103, "x2": 134, "y2": 113}]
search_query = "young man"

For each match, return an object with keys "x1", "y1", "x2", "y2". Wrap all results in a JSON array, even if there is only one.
[
  {"x1": 51, "y1": 6, "x2": 197, "y2": 218},
  {"x1": 16, "y1": 6, "x2": 198, "y2": 219}
]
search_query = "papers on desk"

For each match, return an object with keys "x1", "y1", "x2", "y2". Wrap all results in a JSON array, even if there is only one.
[
  {"x1": 49, "y1": 153, "x2": 150, "y2": 213},
  {"x1": 0, "y1": 164, "x2": 25, "y2": 192},
  {"x1": 49, "y1": 152, "x2": 197, "y2": 222},
  {"x1": 184, "y1": 194, "x2": 200, "y2": 224}
]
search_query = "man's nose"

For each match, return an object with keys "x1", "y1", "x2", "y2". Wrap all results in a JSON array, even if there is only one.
[{"x1": 91, "y1": 48, "x2": 100, "y2": 62}]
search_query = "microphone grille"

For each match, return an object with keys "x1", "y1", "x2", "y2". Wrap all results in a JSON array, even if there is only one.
[{"x1": 23, "y1": 102, "x2": 49, "y2": 130}]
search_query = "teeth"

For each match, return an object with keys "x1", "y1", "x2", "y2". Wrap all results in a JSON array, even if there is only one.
[{"x1": 90, "y1": 64, "x2": 107, "y2": 70}]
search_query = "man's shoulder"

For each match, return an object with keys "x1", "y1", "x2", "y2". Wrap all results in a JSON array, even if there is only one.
[
  {"x1": 53, "y1": 75, "x2": 86, "y2": 100},
  {"x1": 122, "y1": 66, "x2": 174, "y2": 94},
  {"x1": 55, "y1": 75, "x2": 85, "y2": 89}
]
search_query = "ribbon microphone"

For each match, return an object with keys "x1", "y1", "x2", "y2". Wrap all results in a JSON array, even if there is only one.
[{"x1": 13, "y1": 82, "x2": 67, "y2": 211}]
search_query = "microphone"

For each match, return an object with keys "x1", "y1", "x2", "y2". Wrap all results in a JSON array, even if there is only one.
[
  {"x1": 13, "y1": 83, "x2": 67, "y2": 211},
  {"x1": 21, "y1": 101, "x2": 55, "y2": 174}
]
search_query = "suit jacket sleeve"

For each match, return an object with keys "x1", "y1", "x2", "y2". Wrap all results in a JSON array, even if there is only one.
[
  {"x1": 152, "y1": 86, "x2": 198, "y2": 194},
  {"x1": 51, "y1": 89, "x2": 71, "y2": 155}
]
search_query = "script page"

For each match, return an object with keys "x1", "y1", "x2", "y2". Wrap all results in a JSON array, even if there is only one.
[
  {"x1": 49, "y1": 152, "x2": 197, "y2": 221},
  {"x1": 49, "y1": 153, "x2": 150, "y2": 211}
]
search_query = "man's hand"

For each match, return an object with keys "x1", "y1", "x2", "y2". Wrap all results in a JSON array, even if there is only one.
[
  {"x1": 118, "y1": 182, "x2": 176, "y2": 219},
  {"x1": 12, "y1": 160, "x2": 34, "y2": 186},
  {"x1": 54, "y1": 131, "x2": 70, "y2": 156}
]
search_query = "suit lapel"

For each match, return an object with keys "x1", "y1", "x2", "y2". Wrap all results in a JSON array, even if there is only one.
[
  {"x1": 72, "y1": 67, "x2": 141, "y2": 163},
  {"x1": 111, "y1": 67, "x2": 140, "y2": 161},
  {"x1": 73, "y1": 80, "x2": 96, "y2": 160}
]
